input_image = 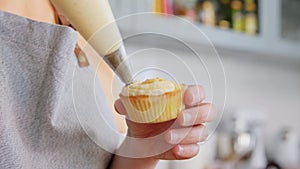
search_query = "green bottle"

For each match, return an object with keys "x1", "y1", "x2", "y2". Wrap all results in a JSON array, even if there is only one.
[{"x1": 231, "y1": 0, "x2": 244, "y2": 32}]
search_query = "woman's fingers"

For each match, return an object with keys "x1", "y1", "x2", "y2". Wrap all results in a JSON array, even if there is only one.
[
  {"x1": 165, "y1": 125, "x2": 208, "y2": 144},
  {"x1": 178, "y1": 103, "x2": 217, "y2": 127},
  {"x1": 158, "y1": 144, "x2": 200, "y2": 160},
  {"x1": 184, "y1": 85, "x2": 206, "y2": 107}
]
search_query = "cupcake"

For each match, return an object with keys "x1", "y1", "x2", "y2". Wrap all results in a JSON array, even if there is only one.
[{"x1": 120, "y1": 78, "x2": 185, "y2": 123}]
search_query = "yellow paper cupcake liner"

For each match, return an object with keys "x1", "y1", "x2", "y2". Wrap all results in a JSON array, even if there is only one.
[{"x1": 120, "y1": 89, "x2": 184, "y2": 123}]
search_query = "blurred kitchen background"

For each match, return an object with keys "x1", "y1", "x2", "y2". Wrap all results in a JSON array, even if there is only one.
[{"x1": 104, "y1": 0, "x2": 300, "y2": 168}]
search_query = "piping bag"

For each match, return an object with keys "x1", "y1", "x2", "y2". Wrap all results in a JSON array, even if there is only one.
[{"x1": 51, "y1": 0, "x2": 133, "y2": 85}]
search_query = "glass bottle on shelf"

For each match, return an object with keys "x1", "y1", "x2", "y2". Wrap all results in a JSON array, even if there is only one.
[
  {"x1": 198, "y1": 0, "x2": 218, "y2": 26},
  {"x1": 231, "y1": 0, "x2": 244, "y2": 32},
  {"x1": 173, "y1": 0, "x2": 197, "y2": 21},
  {"x1": 195, "y1": 0, "x2": 205, "y2": 22},
  {"x1": 217, "y1": 0, "x2": 231, "y2": 29},
  {"x1": 244, "y1": 0, "x2": 258, "y2": 35},
  {"x1": 173, "y1": 0, "x2": 186, "y2": 16}
]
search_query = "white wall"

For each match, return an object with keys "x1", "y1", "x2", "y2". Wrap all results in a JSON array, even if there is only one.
[
  {"x1": 125, "y1": 43, "x2": 300, "y2": 169},
  {"x1": 126, "y1": 42, "x2": 300, "y2": 132},
  {"x1": 219, "y1": 49, "x2": 300, "y2": 134}
]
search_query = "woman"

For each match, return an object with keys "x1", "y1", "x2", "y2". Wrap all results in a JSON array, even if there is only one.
[{"x1": 0, "y1": 0, "x2": 216, "y2": 168}]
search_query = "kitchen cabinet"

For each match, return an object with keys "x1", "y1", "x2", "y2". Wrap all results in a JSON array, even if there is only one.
[{"x1": 109, "y1": 0, "x2": 300, "y2": 58}]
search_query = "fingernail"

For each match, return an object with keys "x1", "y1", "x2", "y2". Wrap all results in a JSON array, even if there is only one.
[
  {"x1": 191, "y1": 92, "x2": 201, "y2": 105},
  {"x1": 177, "y1": 145, "x2": 184, "y2": 156},
  {"x1": 208, "y1": 106, "x2": 218, "y2": 120},
  {"x1": 168, "y1": 130, "x2": 181, "y2": 144},
  {"x1": 200, "y1": 128, "x2": 209, "y2": 142},
  {"x1": 182, "y1": 111, "x2": 193, "y2": 126}
]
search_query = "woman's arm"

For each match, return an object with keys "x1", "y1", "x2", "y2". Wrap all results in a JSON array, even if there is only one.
[
  {"x1": 0, "y1": 0, "x2": 57, "y2": 24},
  {"x1": 110, "y1": 156, "x2": 158, "y2": 169}
]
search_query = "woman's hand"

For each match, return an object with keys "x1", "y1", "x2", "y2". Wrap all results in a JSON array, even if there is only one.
[{"x1": 114, "y1": 85, "x2": 217, "y2": 160}]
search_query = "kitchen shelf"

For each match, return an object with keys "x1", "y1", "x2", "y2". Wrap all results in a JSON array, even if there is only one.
[{"x1": 111, "y1": 0, "x2": 300, "y2": 58}]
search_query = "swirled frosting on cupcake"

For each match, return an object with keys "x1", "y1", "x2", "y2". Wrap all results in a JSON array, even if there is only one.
[{"x1": 121, "y1": 78, "x2": 179, "y2": 96}]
